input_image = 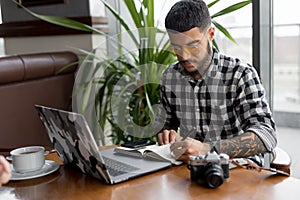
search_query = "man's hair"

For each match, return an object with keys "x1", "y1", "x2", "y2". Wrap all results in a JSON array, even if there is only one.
[{"x1": 165, "y1": 0, "x2": 211, "y2": 33}]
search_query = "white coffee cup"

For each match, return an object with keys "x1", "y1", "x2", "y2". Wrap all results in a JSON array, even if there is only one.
[{"x1": 10, "y1": 146, "x2": 46, "y2": 173}]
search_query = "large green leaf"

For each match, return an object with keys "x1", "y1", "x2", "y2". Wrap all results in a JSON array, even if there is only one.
[
  {"x1": 35, "y1": 15, "x2": 97, "y2": 33},
  {"x1": 124, "y1": 0, "x2": 143, "y2": 28},
  {"x1": 211, "y1": 0, "x2": 252, "y2": 18},
  {"x1": 212, "y1": 39, "x2": 220, "y2": 51},
  {"x1": 212, "y1": 20, "x2": 237, "y2": 44},
  {"x1": 15, "y1": 1, "x2": 104, "y2": 34},
  {"x1": 144, "y1": 0, "x2": 155, "y2": 28},
  {"x1": 207, "y1": 0, "x2": 220, "y2": 8},
  {"x1": 100, "y1": 0, "x2": 139, "y2": 46}
]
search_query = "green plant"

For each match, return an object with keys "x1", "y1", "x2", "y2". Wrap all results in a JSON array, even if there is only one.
[{"x1": 15, "y1": 0, "x2": 252, "y2": 145}]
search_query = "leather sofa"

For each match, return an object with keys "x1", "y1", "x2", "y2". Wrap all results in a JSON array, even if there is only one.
[{"x1": 0, "y1": 51, "x2": 78, "y2": 152}]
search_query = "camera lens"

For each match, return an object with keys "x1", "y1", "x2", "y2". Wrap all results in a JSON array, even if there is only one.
[{"x1": 204, "y1": 163, "x2": 224, "y2": 188}]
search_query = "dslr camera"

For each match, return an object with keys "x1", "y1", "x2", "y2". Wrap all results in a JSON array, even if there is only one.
[{"x1": 188, "y1": 151, "x2": 230, "y2": 189}]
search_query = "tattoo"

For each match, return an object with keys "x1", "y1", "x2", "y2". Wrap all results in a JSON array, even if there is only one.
[{"x1": 218, "y1": 132, "x2": 267, "y2": 158}]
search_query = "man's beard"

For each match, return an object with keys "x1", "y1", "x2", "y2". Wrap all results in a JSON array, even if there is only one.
[{"x1": 188, "y1": 41, "x2": 213, "y2": 78}]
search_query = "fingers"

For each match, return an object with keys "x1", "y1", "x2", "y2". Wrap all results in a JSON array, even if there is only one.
[
  {"x1": 170, "y1": 140, "x2": 186, "y2": 152},
  {"x1": 0, "y1": 156, "x2": 10, "y2": 174},
  {"x1": 176, "y1": 154, "x2": 190, "y2": 163},
  {"x1": 157, "y1": 132, "x2": 163, "y2": 145},
  {"x1": 0, "y1": 155, "x2": 11, "y2": 185},
  {"x1": 175, "y1": 134, "x2": 183, "y2": 142},
  {"x1": 170, "y1": 138, "x2": 210, "y2": 163},
  {"x1": 157, "y1": 129, "x2": 178, "y2": 145},
  {"x1": 170, "y1": 141, "x2": 188, "y2": 160},
  {"x1": 168, "y1": 130, "x2": 177, "y2": 143}
]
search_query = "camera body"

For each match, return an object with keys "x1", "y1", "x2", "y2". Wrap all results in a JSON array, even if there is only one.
[{"x1": 188, "y1": 151, "x2": 230, "y2": 188}]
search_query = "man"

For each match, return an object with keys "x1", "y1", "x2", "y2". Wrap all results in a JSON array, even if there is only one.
[
  {"x1": 0, "y1": 155, "x2": 11, "y2": 186},
  {"x1": 156, "y1": 0, "x2": 277, "y2": 163}
]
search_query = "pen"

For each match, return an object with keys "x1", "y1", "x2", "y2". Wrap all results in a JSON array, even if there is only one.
[
  {"x1": 171, "y1": 127, "x2": 197, "y2": 157},
  {"x1": 181, "y1": 126, "x2": 197, "y2": 141}
]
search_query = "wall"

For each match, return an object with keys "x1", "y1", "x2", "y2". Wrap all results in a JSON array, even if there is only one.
[
  {"x1": 1, "y1": 0, "x2": 90, "y2": 22},
  {"x1": 0, "y1": 0, "x2": 106, "y2": 55}
]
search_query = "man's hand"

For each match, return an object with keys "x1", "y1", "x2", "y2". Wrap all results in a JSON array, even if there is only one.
[
  {"x1": 0, "y1": 155, "x2": 11, "y2": 186},
  {"x1": 157, "y1": 129, "x2": 181, "y2": 145},
  {"x1": 170, "y1": 137, "x2": 211, "y2": 163}
]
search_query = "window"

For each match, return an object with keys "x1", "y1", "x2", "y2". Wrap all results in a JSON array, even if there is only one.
[
  {"x1": 209, "y1": 0, "x2": 252, "y2": 64},
  {"x1": 273, "y1": 0, "x2": 300, "y2": 128},
  {"x1": 0, "y1": 5, "x2": 4, "y2": 56}
]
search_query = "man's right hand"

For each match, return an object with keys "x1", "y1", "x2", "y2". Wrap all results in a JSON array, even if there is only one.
[{"x1": 157, "y1": 129, "x2": 181, "y2": 145}]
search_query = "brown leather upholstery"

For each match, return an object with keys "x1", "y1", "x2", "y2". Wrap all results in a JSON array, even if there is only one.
[{"x1": 0, "y1": 51, "x2": 78, "y2": 152}]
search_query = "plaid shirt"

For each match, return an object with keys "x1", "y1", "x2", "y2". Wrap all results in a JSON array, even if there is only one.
[{"x1": 155, "y1": 48, "x2": 277, "y2": 151}]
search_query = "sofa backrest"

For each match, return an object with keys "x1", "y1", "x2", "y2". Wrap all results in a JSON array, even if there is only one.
[{"x1": 0, "y1": 51, "x2": 78, "y2": 151}]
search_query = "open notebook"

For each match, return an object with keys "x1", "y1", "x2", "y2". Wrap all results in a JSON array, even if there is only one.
[{"x1": 114, "y1": 144, "x2": 183, "y2": 165}]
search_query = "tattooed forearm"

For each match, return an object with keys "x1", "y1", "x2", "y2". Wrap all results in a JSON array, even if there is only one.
[{"x1": 218, "y1": 132, "x2": 267, "y2": 158}]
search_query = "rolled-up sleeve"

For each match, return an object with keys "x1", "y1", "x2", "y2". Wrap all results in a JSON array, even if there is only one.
[{"x1": 235, "y1": 66, "x2": 277, "y2": 152}]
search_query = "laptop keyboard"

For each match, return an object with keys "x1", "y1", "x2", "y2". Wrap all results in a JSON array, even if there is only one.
[{"x1": 102, "y1": 156, "x2": 140, "y2": 177}]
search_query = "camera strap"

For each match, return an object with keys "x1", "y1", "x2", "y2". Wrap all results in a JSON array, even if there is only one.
[
  {"x1": 231, "y1": 147, "x2": 291, "y2": 176},
  {"x1": 231, "y1": 158, "x2": 263, "y2": 172}
]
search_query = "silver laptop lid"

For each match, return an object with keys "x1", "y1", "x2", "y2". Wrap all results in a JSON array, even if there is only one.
[{"x1": 35, "y1": 105, "x2": 111, "y2": 184}]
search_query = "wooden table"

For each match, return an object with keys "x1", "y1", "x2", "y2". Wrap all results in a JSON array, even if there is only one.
[{"x1": 1, "y1": 153, "x2": 300, "y2": 200}]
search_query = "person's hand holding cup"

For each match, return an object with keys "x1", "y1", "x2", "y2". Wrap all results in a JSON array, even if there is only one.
[{"x1": 0, "y1": 155, "x2": 11, "y2": 186}]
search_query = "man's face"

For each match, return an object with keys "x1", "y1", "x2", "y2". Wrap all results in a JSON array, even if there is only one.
[{"x1": 168, "y1": 27, "x2": 215, "y2": 75}]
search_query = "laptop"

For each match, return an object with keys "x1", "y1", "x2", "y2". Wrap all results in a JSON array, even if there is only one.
[{"x1": 34, "y1": 105, "x2": 172, "y2": 184}]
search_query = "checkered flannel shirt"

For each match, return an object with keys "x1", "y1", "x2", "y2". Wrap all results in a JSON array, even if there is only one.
[{"x1": 155, "y1": 48, "x2": 277, "y2": 151}]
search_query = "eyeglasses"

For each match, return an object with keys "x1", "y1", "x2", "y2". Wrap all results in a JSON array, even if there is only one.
[
  {"x1": 171, "y1": 28, "x2": 210, "y2": 56},
  {"x1": 172, "y1": 42, "x2": 203, "y2": 55}
]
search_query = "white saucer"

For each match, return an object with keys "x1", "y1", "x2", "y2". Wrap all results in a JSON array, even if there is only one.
[{"x1": 10, "y1": 160, "x2": 60, "y2": 181}]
